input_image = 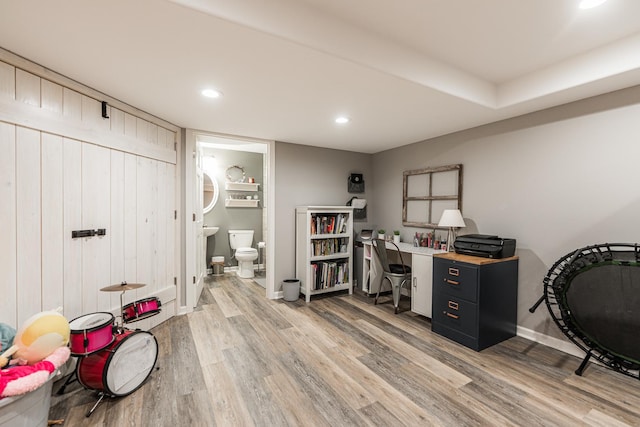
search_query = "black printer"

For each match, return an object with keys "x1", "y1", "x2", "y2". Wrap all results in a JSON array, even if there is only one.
[{"x1": 454, "y1": 234, "x2": 516, "y2": 258}]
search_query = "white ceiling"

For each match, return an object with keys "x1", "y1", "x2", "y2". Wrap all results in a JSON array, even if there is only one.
[{"x1": 2, "y1": 0, "x2": 640, "y2": 153}]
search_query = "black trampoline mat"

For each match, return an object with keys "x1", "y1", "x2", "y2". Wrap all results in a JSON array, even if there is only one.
[{"x1": 565, "y1": 263, "x2": 640, "y2": 364}]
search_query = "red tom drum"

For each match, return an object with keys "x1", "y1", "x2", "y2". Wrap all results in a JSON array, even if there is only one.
[
  {"x1": 68, "y1": 312, "x2": 115, "y2": 356},
  {"x1": 76, "y1": 330, "x2": 158, "y2": 397},
  {"x1": 122, "y1": 297, "x2": 162, "y2": 323}
]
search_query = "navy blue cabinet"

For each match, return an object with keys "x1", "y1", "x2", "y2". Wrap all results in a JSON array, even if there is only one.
[{"x1": 432, "y1": 253, "x2": 519, "y2": 351}]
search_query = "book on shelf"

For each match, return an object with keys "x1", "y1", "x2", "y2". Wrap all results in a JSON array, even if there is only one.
[
  {"x1": 309, "y1": 238, "x2": 349, "y2": 257},
  {"x1": 310, "y1": 213, "x2": 349, "y2": 235},
  {"x1": 310, "y1": 260, "x2": 349, "y2": 290}
]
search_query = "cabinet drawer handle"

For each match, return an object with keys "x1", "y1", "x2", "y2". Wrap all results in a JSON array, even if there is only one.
[
  {"x1": 448, "y1": 267, "x2": 459, "y2": 276},
  {"x1": 445, "y1": 312, "x2": 459, "y2": 319},
  {"x1": 445, "y1": 279, "x2": 459, "y2": 285},
  {"x1": 448, "y1": 301, "x2": 459, "y2": 310}
]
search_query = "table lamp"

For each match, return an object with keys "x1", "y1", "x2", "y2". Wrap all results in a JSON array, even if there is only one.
[{"x1": 438, "y1": 209, "x2": 466, "y2": 252}]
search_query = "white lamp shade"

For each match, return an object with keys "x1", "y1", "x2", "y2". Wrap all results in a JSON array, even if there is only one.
[{"x1": 438, "y1": 209, "x2": 466, "y2": 228}]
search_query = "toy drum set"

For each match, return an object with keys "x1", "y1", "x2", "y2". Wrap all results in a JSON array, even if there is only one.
[{"x1": 59, "y1": 282, "x2": 161, "y2": 417}]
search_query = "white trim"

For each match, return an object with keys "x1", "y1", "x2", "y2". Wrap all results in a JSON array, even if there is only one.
[
  {"x1": 184, "y1": 129, "x2": 198, "y2": 311},
  {"x1": 0, "y1": 96, "x2": 176, "y2": 164},
  {"x1": 517, "y1": 326, "x2": 585, "y2": 360},
  {"x1": 177, "y1": 306, "x2": 192, "y2": 316},
  {"x1": 186, "y1": 130, "x2": 276, "y2": 302},
  {"x1": 266, "y1": 139, "x2": 277, "y2": 299},
  {"x1": 174, "y1": 130, "x2": 184, "y2": 312}
]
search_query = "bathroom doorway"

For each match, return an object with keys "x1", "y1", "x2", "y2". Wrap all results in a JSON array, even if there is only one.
[{"x1": 191, "y1": 131, "x2": 274, "y2": 301}]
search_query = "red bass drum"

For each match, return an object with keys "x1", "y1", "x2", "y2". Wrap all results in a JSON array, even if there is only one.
[{"x1": 76, "y1": 330, "x2": 158, "y2": 397}]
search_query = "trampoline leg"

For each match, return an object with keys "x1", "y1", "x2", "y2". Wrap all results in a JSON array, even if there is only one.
[
  {"x1": 529, "y1": 294, "x2": 545, "y2": 313},
  {"x1": 575, "y1": 353, "x2": 592, "y2": 376}
]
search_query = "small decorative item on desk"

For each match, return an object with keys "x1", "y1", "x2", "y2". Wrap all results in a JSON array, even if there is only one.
[
  {"x1": 377, "y1": 229, "x2": 385, "y2": 241},
  {"x1": 393, "y1": 230, "x2": 401, "y2": 244}
]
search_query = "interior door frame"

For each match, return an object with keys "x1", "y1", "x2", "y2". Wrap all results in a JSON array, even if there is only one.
[{"x1": 183, "y1": 129, "x2": 276, "y2": 311}]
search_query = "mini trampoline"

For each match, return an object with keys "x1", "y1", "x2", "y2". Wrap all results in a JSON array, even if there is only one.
[{"x1": 530, "y1": 243, "x2": 640, "y2": 379}]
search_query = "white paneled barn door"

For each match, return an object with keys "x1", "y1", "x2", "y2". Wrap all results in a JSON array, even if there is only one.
[
  {"x1": 81, "y1": 143, "x2": 111, "y2": 316},
  {"x1": 0, "y1": 121, "x2": 18, "y2": 325},
  {"x1": 0, "y1": 51, "x2": 180, "y2": 330}
]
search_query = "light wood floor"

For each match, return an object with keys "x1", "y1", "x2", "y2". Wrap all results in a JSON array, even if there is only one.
[{"x1": 49, "y1": 274, "x2": 640, "y2": 426}]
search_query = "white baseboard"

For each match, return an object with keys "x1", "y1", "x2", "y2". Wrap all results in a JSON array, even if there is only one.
[
  {"x1": 516, "y1": 326, "x2": 585, "y2": 360},
  {"x1": 177, "y1": 306, "x2": 192, "y2": 316},
  {"x1": 224, "y1": 264, "x2": 259, "y2": 272}
]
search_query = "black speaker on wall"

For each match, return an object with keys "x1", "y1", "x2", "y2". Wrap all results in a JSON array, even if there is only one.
[{"x1": 348, "y1": 173, "x2": 364, "y2": 193}]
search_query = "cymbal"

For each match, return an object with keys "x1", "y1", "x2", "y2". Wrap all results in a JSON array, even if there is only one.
[{"x1": 100, "y1": 282, "x2": 146, "y2": 292}]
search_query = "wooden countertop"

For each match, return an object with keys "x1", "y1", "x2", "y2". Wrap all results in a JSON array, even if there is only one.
[{"x1": 433, "y1": 252, "x2": 518, "y2": 265}]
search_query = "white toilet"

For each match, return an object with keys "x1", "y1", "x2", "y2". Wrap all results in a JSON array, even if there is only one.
[{"x1": 228, "y1": 230, "x2": 259, "y2": 278}]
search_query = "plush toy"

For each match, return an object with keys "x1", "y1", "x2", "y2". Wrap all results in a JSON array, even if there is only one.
[
  {"x1": 1, "y1": 346, "x2": 70, "y2": 397},
  {"x1": 0, "y1": 324, "x2": 16, "y2": 353},
  {"x1": 0, "y1": 310, "x2": 70, "y2": 367},
  {"x1": 0, "y1": 347, "x2": 16, "y2": 368},
  {"x1": 0, "y1": 323, "x2": 17, "y2": 368}
]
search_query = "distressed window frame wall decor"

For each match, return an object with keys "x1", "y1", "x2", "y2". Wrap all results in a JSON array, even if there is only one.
[{"x1": 402, "y1": 164, "x2": 463, "y2": 228}]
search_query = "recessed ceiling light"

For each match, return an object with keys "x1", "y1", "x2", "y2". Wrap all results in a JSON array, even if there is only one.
[
  {"x1": 335, "y1": 116, "x2": 350, "y2": 124},
  {"x1": 579, "y1": 0, "x2": 607, "y2": 9},
  {"x1": 202, "y1": 89, "x2": 222, "y2": 98}
]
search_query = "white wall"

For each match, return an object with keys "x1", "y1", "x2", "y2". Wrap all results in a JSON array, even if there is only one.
[
  {"x1": 0, "y1": 49, "x2": 181, "y2": 330},
  {"x1": 372, "y1": 85, "x2": 640, "y2": 343},
  {"x1": 274, "y1": 142, "x2": 372, "y2": 292}
]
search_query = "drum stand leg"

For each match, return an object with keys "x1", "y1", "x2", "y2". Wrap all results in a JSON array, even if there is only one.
[
  {"x1": 86, "y1": 392, "x2": 106, "y2": 418},
  {"x1": 57, "y1": 370, "x2": 77, "y2": 395},
  {"x1": 119, "y1": 290, "x2": 126, "y2": 329}
]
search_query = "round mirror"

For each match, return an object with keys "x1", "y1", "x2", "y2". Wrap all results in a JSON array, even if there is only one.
[
  {"x1": 225, "y1": 165, "x2": 245, "y2": 183},
  {"x1": 203, "y1": 172, "x2": 218, "y2": 214}
]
